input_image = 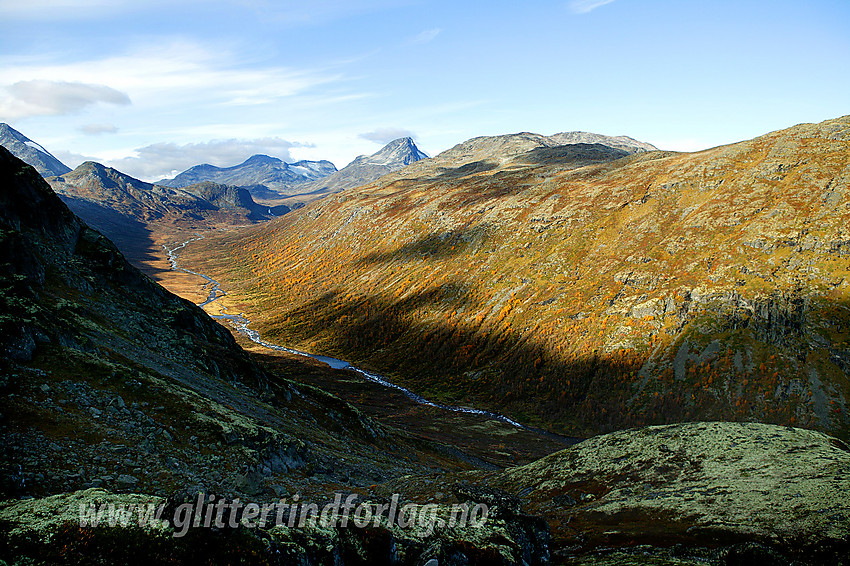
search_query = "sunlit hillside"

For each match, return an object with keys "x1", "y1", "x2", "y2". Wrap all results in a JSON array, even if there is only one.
[{"x1": 182, "y1": 117, "x2": 850, "y2": 439}]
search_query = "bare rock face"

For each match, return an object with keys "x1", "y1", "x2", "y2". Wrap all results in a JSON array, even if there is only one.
[
  {"x1": 487, "y1": 421, "x2": 850, "y2": 563},
  {"x1": 0, "y1": 123, "x2": 71, "y2": 177}
]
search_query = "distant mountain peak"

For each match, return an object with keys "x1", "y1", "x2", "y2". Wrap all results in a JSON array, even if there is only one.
[
  {"x1": 0, "y1": 123, "x2": 71, "y2": 177},
  {"x1": 242, "y1": 154, "x2": 283, "y2": 166},
  {"x1": 77, "y1": 160, "x2": 109, "y2": 172},
  {"x1": 356, "y1": 137, "x2": 429, "y2": 167},
  {"x1": 300, "y1": 137, "x2": 428, "y2": 197}
]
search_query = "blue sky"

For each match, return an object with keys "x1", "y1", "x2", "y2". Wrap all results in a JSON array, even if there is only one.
[{"x1": 1, "y1": 0, "x2": 848, "y2": 180}]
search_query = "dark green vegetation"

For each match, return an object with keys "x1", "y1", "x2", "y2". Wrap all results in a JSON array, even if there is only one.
[{"x1": 181, "y1": 117, "x2": 850, "y2": 440}]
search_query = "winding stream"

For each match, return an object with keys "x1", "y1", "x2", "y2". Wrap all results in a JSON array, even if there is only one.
[{"x1": 164, "y1": 238, "x2": 535, "y2": 430}]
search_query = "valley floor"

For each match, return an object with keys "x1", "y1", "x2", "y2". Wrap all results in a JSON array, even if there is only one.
[{"x1": 144, "y1": 229, "x2": 572, "y2": 468}]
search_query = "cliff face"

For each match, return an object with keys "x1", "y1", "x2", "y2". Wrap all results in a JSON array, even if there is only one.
[{"x1": 180, "y1": 116, "x2": 850, "y2": 439}]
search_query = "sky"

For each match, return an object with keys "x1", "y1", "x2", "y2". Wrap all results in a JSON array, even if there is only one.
[{"x1": 1, "y1": 0, "x2": 848, "y2": 181}]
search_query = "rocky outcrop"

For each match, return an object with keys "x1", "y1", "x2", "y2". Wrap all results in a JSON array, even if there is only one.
[
  {"x1": 487, "y1": 422, "x2": 850, "y2": 564},
  {"x1": 0, "y1": 487, "x2": 551, "y2": 565}
]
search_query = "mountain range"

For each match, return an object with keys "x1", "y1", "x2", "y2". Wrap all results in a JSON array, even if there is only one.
[
  {"x1": 178, "y1": 116, "x2": 850, "y2": 442},
  {"x1": 160, "y1": 137, "x2": 430, "y2": 203},
  {"x1": 158, "y1": 154, "x2": 337, "y2": 199},
  {"x1": 0, "y1": 123, "x2": 429, "y2": 206},
  {"x1": 45, "y1": 161, "x2": 287, "y2": 270}
]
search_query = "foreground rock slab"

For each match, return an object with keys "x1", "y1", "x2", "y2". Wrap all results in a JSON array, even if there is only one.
[{"x1": 484, "y1": 421, "x2": 850, "y2": 563}]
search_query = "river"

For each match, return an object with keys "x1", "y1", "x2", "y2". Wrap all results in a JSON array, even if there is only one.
[{"x1": 165, "y1": 237, "x2": 576, "y2": 440}]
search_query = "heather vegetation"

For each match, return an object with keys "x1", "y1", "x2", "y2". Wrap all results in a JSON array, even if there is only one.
[{"x1": 182, "y1": 117, "x2": 850, "y2": 439}]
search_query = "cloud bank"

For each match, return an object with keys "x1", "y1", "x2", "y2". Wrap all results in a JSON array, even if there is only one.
[
  {"x1": 1, "y1": 80, "x2": 130, "y2": 120},
  {"x1": 0, "y1": 41, "x2": 339, "y2": 120}
]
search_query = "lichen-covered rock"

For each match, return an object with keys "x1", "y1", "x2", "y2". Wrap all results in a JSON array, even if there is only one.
[
  {"x1": 487, "y1": 422, "x2": 850, "y2": 563},
  {"x1": 0, "y1": 489, "x2": 550, "y2": 565}
]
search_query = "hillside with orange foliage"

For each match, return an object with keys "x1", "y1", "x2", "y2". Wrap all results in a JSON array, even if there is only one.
[{"x1": 180, "y1": 117, "x2": 850, "y2": 439}]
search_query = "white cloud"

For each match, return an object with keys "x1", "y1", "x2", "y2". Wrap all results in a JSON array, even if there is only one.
[
  {"x1": 79, "y1": 123, "x2": 119, "y2": 135},
  {"x1": 409, "y1": 28, "x2": 441, "y2": 45},
  {"x1": 0, "y1": 41, "x2": 339, "y2": 117},
  {"x1": 358, "y1": 127, "x2": 416, "y2": 144},
  {"x1": 568, "y1": 0, "x2": 615, "y2": 14},
  {"x1": 102, "y1": 137, "x2": 302, "y2": 181},
  {"x1": 1, "y1": 80, "x2": 130, "y2": 119}
]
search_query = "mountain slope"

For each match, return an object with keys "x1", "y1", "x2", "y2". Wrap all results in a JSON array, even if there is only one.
[
  {"x1": 0, "y1": 123, "x2": 71, "y2": 177},
  {"x1": 298, "y1": 137, "x2": 429, "y2": 196},
  {"x1": 159, "y1": 154, "x2": 337, "y2": 198},
  {"x1": 47, "y1": 162, "x2": 286, "y2": 268},
  {"x1": 50, "y1": 161, "x2": 204, "y2": 222},
  {"x1": 179, "y1": 116, "x2": 850, "y2": 440},
  {"x1": 0, "y1": 145, "x2": 569, "y2": 566},
  {"x1": 180, "y1": 181, "x2": 290, "y2": 219},
  {"x1": 383, "y1": 421, "x2": 850, "y2": 564}
]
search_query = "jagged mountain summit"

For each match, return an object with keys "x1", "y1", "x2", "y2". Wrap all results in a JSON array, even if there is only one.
[
  {"x1": 298, "y1": 137, "x2": 429, "y2": 196},
  {"x1": 355, "y1": 136, "x2": 429, "y2": 167},
  {"x1": 159, "y1": 153, "x2": 337, "y2": 199},
  {"x1": 0, "y1": 123, "x2": 71, "y2": 177}
]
